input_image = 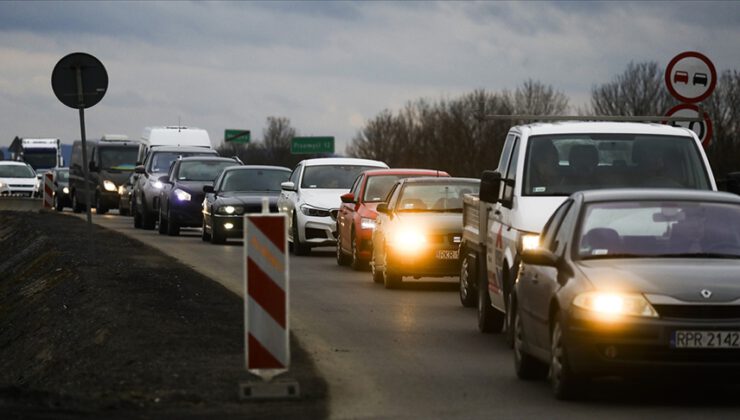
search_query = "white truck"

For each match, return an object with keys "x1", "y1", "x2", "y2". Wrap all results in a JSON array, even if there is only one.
[
  {"x1": 459, "y1": 121, "x2": 718, "y2": 337},
  {"x1": 12, "y1": 138, "x2": 63, "y2": 173}
]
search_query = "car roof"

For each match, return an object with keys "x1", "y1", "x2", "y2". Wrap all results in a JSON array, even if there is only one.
[
  {"x1": 0, "y1": 161, "x2": 32, "y2": 166},
  {"x1": 362, "y1": 168, "x2": 449, "y2": 177},
  {"x1": 513, "y1": 121, "x2": 696, "y2": 138},
  {"x1": 176, "y1": 156, "x2": 236, "y2": 162},
  {"x1": 301, "y1": 157, "x2": 388, "y2": 167},
  {"x1": 150, "y1": 146, "x2": 218, "y2": 153},
  {"x1": 401, "y1": 176, "x2": 479, "y2": 184},
  {"x1": 223, "y1": 165, "x2": 290, "y2": 172},
  {"x1": 576, "y1": 189, "x2": 740, "y2": 204}
]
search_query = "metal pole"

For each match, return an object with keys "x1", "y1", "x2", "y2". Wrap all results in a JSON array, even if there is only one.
[{"x1": 76, "y1": 65, "x2": 93, "y2": 227}]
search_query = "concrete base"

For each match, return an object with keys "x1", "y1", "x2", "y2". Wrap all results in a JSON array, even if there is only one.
[{"x1": 239, "y1": 379, "x2": 300, "y2": 400}]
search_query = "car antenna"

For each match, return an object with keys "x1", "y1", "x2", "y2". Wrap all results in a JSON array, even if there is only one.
[{"x1": 178, "y1": 116, "x2": 181, "y2": 132}]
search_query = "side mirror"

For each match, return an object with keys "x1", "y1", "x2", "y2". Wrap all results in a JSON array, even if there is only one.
[
  {"x1": 479, "y1": 170, "x2": 502, "y2": 203},
  {"x1": 134, "y1": 165, "x2": 146, "y2": 174},
  {"x1": 203, "y1": 185, "x2": 214, "y2": 193},
  {"x1": 521, "y1": 248, "x2": 559, "y2": 267},
  {"x1": 158, "y1": 175, "x2": 171, "y2": 184},
  {"x1": 376, "y1": 203, "x2": 389, "y2": 214},
  {"x1": 340, "y1": 193, "x2": 355, "y2": 204},
  {"x1": 281, "y1": 181, "x2": 296, "y2": 191}
]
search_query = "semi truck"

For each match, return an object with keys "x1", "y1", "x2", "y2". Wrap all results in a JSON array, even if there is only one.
[{"x1": 9, "y1": 137, "x2": 64, "y2": 172}]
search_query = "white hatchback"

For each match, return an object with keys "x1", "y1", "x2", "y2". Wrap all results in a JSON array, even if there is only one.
[
  {"x1": 0, "y1": 161, "x2": 38, "y2": 197},
  {"x1": 279, "y1": 157, "x2": 388, "y2": 255}
]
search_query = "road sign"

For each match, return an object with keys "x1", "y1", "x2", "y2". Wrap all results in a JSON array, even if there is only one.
[
  {"x1": 244, "y1": 213, "x2": 289, "y2": 381},
  {"x1": 291, "y1": 136, "x2": 334, "y2": 154},
  {"x1": 51, "y1": 52, "x2": 108, "y2": 109},
  {"x1": 665, "y1": 51, "x2": 717, "y2": 103},
  {"x1": 225, "y1": 129, "x2": 251, "y2": 143},
  {"x1": 664, "y1": 103, "x2": 713, "y2": 148}
]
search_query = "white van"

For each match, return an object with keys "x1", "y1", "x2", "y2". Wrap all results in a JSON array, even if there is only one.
[{"x1": 137, "y1": 126, "x2": 212, "y2": 164}]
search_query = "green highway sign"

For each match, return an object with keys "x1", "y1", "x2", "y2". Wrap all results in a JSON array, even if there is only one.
[
  {"x1": 291, "y1": 136, "x2": 335, "y2": 154},
  {"x1": 225, "y1": 129, "x2": 251, "y2": 143}
]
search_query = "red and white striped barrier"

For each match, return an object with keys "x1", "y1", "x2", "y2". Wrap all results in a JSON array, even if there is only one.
[
  {"x1": 244, "y1": 212, "x2": 289, "y2": 380},
  {"x1": 42, "y1": 172, "x2": 54, "y2": 209}
]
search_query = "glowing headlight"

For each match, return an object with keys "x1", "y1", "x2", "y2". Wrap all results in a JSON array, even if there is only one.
[
  {"x1": 151, "y1": 180, "x2": 164, "y2": 189},
  {"x1": 300, "y1": 204, "x2": 330, "y2": 217},
  {"x1": 117, "y1": 185, "x2": 125, "y2": 195},
  {"x1": 391, "y1": 229, "x2": 427, "y2": 250},
  {"x1": 521, "y1": 233, "x2": 540, "y2": 251},
  {"x1": 0, "y1": 182, "x2": 5, "y2": 188},
  {"x1": 103, "y1": 180, "x2": 117, "y2": 192},
  {"x1": 218, "y1": 205, "x2": 244, "y2": 215},
  {"x1": 174, "y1": 189, "x2": 191, "y2": 201},
  {"x1": 62, "y1": 186, "x2": 69, "y2": 194},
  {"x1": 573, "y1": 292, "x2": 658, "y2": 318},
  {"x1": 360, "y1": 217, "x2": 376, "y2": 230}
]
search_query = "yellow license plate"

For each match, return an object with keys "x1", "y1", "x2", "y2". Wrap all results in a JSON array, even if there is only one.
[{"x1": 436, "y1": 250, "x2": 459, "y2": 260}]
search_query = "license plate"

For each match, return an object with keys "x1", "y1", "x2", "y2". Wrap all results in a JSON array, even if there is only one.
[
  {"x1": 436, "y1": 250, "x2": 459, "y2": 260},
  {"x1": 672, "y1": 330, "x2": 740, "y2": 349}
]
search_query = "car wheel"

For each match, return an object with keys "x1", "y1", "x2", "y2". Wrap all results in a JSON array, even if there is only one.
[
  {"x1": 166, "y1": 208, "x2": 180, "y2": 236},
  {"x1": 370, "y1": 248, "x2": 383, "y2": 283},
  {"x1": 95, "y1": 194, "x2": 108, "y2": 215},
  {"x1": 72, "y1": 191, "x2": 84, "y2": 213},
  {"x1": 336, "y1": 228, "x2": 350, "y2": 266},
  {"x1": 133, "y1": 197, "x2": 142, "y2": 228},
  {"x1": 382, "y1": 247, "x2": 402, "y2": 289},
  {"x1": 141, "y1": 202, "x2": 156, "y2": 230},
  {"x1": 54, "y1": 194, "x2": 63, "y2": 212},
  {"x1": 211, "y1": 222, "x2": 226, "y2": 244},
  {"x1": 292, "y1": 214, "x2": 310, "y2": 256},
  {"x1": 201, "y1": 217, "x2": 211, "y2": 242},
  {"x1": 459, "y1": 254, "x2": 477, "y2": 308},
  {"x1": 477, "y1": 270, "x2": 504, "y2": 333},
  {"x1": 158, "y1": 208, "x2": 168, "y2": 234},
  {"x1": 350, "y1": 230, "x2": 366, "y2": 271},
  {"x1": 550, "y1": 316, "x2": 582, "y2": 400},
  {"x1": 513, "y1": 297, "x2": 548, "y2": 380}
]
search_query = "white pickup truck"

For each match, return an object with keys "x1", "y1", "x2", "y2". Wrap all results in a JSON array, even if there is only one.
[{"x1": 459, "y1": 121, "x2": 718, "y2": 336}]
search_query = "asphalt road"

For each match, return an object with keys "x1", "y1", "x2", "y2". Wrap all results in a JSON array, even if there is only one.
[{"x1": 63, "y1": 209, "x2": 740, "y2": 419}]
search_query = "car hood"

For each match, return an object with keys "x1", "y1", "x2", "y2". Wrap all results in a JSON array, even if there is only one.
[
  {"x1": 392, "y1": 212, "x2": 463, "y2": 234},
  {"x1": 215, "y1": 192, "x2": 281, "y2": 205},
  {"x1": 0, "y1": 177, "x2": 36, "y2": 186},
  {"x1": 359, "y1": 202, "x2": 380, "y2": 219},
  {"x1": 299, "y1": 188, "x2": 347, "y2": 210},
  {"x1": 576, "y1": 259, "x2": 740, "y2": 303}
]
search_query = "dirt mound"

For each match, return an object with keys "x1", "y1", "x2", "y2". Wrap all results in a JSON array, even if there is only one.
[{"x1": 0, "y1": 211, "x2": 327, "y2": 418}]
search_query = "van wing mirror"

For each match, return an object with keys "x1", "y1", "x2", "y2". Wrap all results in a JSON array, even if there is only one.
[
  {"x1": 479, "y1": 170, "x2": 502, "y2": 203},
  {"x1": 281, "y1": 181, "x2": 296, "y2": 191},
  {"x1": 134, "y1": 165, "x2": 146, "y2": 174},
  {"x1": 376, "y1": 203, "x2": 389, "y2": 214}
]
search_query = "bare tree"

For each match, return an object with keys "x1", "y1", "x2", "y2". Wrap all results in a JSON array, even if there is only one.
[
  {"x1": 705, "y1": 70, "x2": 740, "y2": 176},
  {"x1": 590, "y1": 61, "x2": 673, "y2": 116}
]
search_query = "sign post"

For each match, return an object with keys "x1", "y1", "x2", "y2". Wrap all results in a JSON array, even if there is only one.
[{"x1": 291, "y1": 136, "x2": 335, "y2": 155}]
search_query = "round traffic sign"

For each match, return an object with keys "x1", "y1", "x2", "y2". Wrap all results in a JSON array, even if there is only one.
[
  {"x1": 665, "y1": 51, "x2": 716, "y2": 103},
  {"x1": 663, "y1": 103, "x2": 713, "y2": 148},
  {"x1": 51, "y1": 52, "x2": 108, "y2": 109}
]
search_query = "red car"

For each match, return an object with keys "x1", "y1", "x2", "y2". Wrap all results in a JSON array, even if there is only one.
[{"x1": 336, "y1": 168, "x2": 450, "y2": 269}]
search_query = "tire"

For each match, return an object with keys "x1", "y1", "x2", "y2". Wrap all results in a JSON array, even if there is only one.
[
  {"x1": 370, "y1": 248, "x2": 383, "y2": 283},
  {"x1": 513, "y1": 298, "x2": 548, "y2": 380},
  {"x1": 459, "y1": 254, "x2": 477, "y2": 308},
  {"x1": 165, "y1": 208, "x2": 180, "y2": 236},
  {"x1": 158, "y1": 208, "x2": 168, "y2": 235},
  {"x1": 72, "y1": 191, "x2": 84, "y2": 213},
  {"x1": 201, "y1": 217, "x2": 211, "y2": 242},
  {"x1": 54, "y1": 195, "x2": 63, "y2": 212},
  {"x1": 550, "y1": 316, "x2": 582, "y2": 400},
  {"x1": 133, "y1": 197, "x2": 142, "y2": 228},
  {"x1": 350, "y1": 230, "x2": 365, "y2": 271},
  {"x1": 95, "y1": 194, "x2": 108, "y2": 215},
  {"x1": 336, "y1": 229, "x2": 350, "y2": 266},
  {"x1": 477, "y1": 270, "x2": 505, "y2": 333},
  {"x1": 211, "y1": 222, "x2": 226, "y2": 244},
  {"x1": 382, "y1": 248, "x2": 402, "y2": 289},
  {"x1": 292, "y1": 215, "x2": 310, "y2": 256}
]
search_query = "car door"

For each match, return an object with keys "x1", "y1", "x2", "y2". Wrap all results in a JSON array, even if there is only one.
[
  {"x1": 280, "y1": 164, "x2": 302, "y2": 235},
  {"x1": 339, "y1": 174, "x2": 364, "y2": 253},
  {"x1": 373, "y1": 182, "x2": 402, "y2": 268}
]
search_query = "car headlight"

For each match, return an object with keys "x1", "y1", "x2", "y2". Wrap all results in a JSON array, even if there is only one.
[
  {"x1": 573, "y1": 292, "x2": 658, "y2": 318},
  {"x1": 103, "y1": 180, "x2": 117, "y2": 192},
  {"x1": 151, "y1": 179, "x2": 164, "y2": 189},
  {"x1": 520, "y1": 233, "x2": 540, "y2": 251},
  {"x1": 360, "y1": 217, "x2": 376, "y2": 230},
  {"x1": 389, "y1": 229, "x2": 427, "y2": 251},
  {"x1": 63, "y1": 186, "x2": 69, "y2": 194},
  {"x1": 0, "y1": 182, "x2": 5, "y2": 188},
  {"x1": 218, "y1": 205, "x2": 244, "y2": 215},
  {"x1": 174, "y1": 188, "x2": 191, "y2": 201},
  {"x1": 300, "y1": 204, "x2": 330, "y2": 217}
]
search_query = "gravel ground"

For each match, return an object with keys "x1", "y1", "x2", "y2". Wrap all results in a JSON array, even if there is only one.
[{"x1": 0, "y1": 210, "x2": 327, "y2": 419}]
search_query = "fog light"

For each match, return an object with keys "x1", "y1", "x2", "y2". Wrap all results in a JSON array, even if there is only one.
[
  {"x1": 224, "y1": 222, "x2": 234, "y2": 230},
  {"x1": 604, "y1": 345, "x2": 618, "y2": 359}
]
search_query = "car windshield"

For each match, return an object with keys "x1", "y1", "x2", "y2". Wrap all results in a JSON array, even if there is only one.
[
  {"x1": 220, "y1": 169, "x2": 289, "y2": 192},
  {"x1": 578, "y1": 200, "x2": 740, "y2": 260},
  {"x1": 148, "y1": 152, "x2": 215, "y2": 173},
  {"x1": 22, "y1": 148, "x2": 56, "y2": 170},
  {"x1": 364, "y1": 174, "x2": 430, "y2": 202},
  {"x1": 524, "y1": 134, "x2": 711, "y2": 196},
  {"x1": 395, "y1": 181, "x2": 480, "y2": 212},
  {"x1": 99, "y1": 146, "x2": 138, "y2": 171},
  {"x1": 177, "y1": 161, "x2": 234, "y2": 182},
  {"x1": 302, "y1": 165, "x2": 381, "y2": 189},
  {"x1": 0, "y1": 164, "x2": 35, "y2": 178},
  {"x1": 56, "y1": 170, "x2": 69, "y2": 182}
]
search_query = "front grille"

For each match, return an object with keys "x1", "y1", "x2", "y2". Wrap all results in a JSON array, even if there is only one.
[
  {"x1": 10, "y1": 184, "x2": 31, "y2": 188},
  {"x1": 654, "y1": 305, "x2": 740, "y2": 320},
  {"x1": 306, "y1": 228, "x2": 327, "y2": 240},
  {"x1": 330, "y1": 209, "x2": 338, "y2": 221}
]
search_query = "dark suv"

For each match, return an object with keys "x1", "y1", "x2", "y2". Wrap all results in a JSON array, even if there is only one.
[
  {"x1": 132, "y1": 146, "x2": 218, "y2": 229},
  {"x1": 157, "y1": 156, "x2": 241, "y2": 236}
]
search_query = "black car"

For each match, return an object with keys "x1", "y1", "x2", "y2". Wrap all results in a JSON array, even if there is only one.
[
  {"x1": 157, "y1": 156, "x2": 241, "y2": 236},
  {"x1": 52, "y1": 168, "x2": 71, "y2": 211},
  {"x1": 202, "y1": 165, "x2": 290, "y2": 244}
]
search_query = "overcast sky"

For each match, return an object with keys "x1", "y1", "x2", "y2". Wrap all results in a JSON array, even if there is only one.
[{"x1": 1, "y1": 1, "x2": 738, "y2": 152}]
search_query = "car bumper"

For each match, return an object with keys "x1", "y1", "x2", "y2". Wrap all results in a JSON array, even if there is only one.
[
  {"x1": 564, "y1": 308, "x2": 740, "y2": 376},
  {"x1": 298, "y1": 213, "x2": 337, "y2": 247},
  {"x1": 212, "y1": 214, "x2": 244, "y2": 238},
  {"x1": 2, "y1": 186, "x2": 35, "y2": 197},
  {"x1": 386, "y1": 245, "x2": 460, "y2": 277},
  {"x1": 170, "y1": 201, "x2": 204, "y2": 227}
]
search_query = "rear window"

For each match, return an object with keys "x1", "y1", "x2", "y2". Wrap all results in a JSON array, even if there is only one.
[{"x1": 523, "y1": 134, "x2": 710, "y2": 196}]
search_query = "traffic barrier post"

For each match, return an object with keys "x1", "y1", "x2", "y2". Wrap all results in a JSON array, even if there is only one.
[{"x1": 42, "y1": 172, "x2": 53, "y2": 209}]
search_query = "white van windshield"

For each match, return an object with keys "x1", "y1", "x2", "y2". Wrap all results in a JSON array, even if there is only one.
[{"x1": 523, "y1": 134, "x2": 710, "y2": 196}]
